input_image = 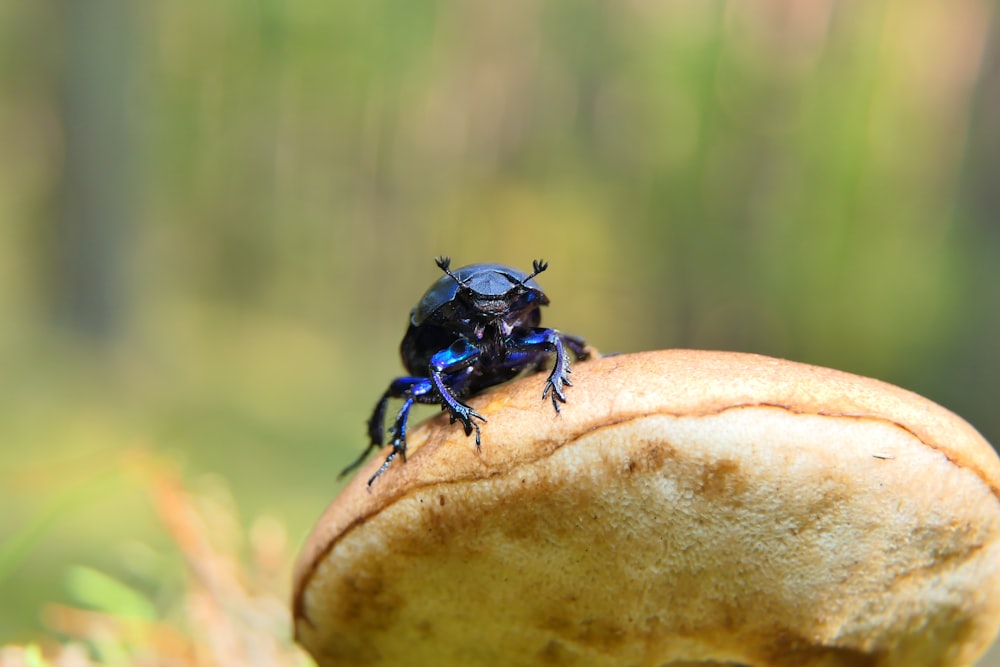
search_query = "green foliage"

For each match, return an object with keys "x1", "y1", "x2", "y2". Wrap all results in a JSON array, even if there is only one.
[
  {"x1": 64, "y1": 566, "x2": 157, "y2": 621},
  {"x1": 23, "y1": 645, "x2": 49, "y2": 667}
]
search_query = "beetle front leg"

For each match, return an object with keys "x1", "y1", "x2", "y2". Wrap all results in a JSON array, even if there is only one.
[
  {"x1": 429, "y1": 340, "x2": 487, "y2": 447},
  {"x1": 515, "y1": 329, "x2": 576, "y2": 412},
  {"x1": 542, "y1": 334, "x2": 571, "y2": 411}
]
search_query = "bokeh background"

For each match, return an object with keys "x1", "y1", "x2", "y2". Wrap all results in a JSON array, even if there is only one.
[{"x1": 3, "y1": 0, "x2": 1000, "y2": 662}]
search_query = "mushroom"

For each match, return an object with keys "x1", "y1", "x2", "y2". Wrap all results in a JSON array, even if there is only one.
[{"x1": 293, "y1": 350, "x2": 1000, "y2": 667}]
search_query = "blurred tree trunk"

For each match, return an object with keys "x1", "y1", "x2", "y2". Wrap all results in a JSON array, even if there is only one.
[
  {"x1": 964, "y1": 8, "x2": 1000, "y2": 240},
  {"x1": 53, "y1": 0, "x2": 135, "y2": 342},
  {"x1": 956, "y1": 3, "x2": 1000, "y2": 445}
]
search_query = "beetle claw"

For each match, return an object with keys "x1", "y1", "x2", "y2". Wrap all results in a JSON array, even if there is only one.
[
  {"x1": 543, "y1": 374, "x2": 570, "y2": 412},
  {"x1": 452, "y1": 404, "x2": 487, "y2": 437}
]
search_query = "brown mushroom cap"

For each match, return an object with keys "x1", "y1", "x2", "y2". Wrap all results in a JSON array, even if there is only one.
[{"x1": 293, "y1": 350, "x2": 1000, "y2": 667}]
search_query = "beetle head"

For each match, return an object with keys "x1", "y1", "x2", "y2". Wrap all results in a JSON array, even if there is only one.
[{"x1": 435, "y1": 257, "x2": 548, "y2": 318}]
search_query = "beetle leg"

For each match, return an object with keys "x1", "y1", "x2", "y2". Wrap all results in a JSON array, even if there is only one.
[
  {"x1": 542, "y1": 334, "x2": 571, "y2": 412},
  {"x1": 499, "y1": 349, "x2": 548, "y2": 375},
  {"x1": 340, "y1": 391, "x2": 393, "y2": 479},
  {"x1": 387, "y1": 397, "x2": 417, "y2": 462},
  {"x1": 560, "y1": 332, "x2": 592, "y2": 361},
  {"x1": 513, "y1": 329, "x2": 577, "y2": 412},
  {"x1": 363, "y1": 396, "x2": 417, "y2": 485},
  {"x1": 429, "y1": 340, "x2": 487, "y2": 447},
  {"x1": 365, "y1": 390, "x2": 392, "y2": 447},
  {"x1": 366, "y1": 447, "x2": 401, "y2": 486},
  {"x1": 340, "y1": 376, "x2": 433, "y2": 481}
]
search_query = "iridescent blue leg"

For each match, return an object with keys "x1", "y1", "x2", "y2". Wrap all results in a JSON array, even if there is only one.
[
  {"x1": 340, "y1": 376, "x2": 435, "y2": 481},
  {"x1": 429, "y1": 339, "x2": 487, "y2": 446},
  {"x1": 365, "y1": 396, "x2": 418, "y2": 485},
  {"x1": 513, "y1": 328, "x2": 578, "y2": 412}
]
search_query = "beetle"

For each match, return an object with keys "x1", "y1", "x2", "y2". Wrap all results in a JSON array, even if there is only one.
[{"x1": 340, "y1": 256, "x2": 591, "y2": 485}]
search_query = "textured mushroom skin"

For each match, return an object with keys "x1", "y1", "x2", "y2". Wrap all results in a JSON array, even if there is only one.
[{"x1": 294, "y1": 350, "x2": 1000, "y2": 667}]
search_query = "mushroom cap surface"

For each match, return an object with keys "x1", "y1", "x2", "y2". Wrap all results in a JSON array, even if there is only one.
[{"x1": 294, "y1": 350, "x2": 1000, "y2": 667}]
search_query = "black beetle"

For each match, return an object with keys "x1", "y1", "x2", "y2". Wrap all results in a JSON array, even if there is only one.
[{"x1": 340, "y1": 257, "x2": 591, "y2": 485}]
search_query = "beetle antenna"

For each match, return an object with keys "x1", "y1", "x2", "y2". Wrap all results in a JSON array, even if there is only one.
[
  {"x1": 435, "y1": 256, "x2": 466, "y2": 287},
  {"x1": 522, "y1": 259, "x2": 549, "y2": 284}
]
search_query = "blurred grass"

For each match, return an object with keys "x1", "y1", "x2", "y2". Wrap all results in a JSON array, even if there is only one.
[
  {"x1": 1, "y1": 0, "x2": 999, "y2": 662},
  {"x1": 1, "y1": 458, "x2": 312, "y2": 666}
]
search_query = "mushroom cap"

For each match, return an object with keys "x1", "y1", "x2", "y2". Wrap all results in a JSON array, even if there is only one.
[{"x1": 293, "y1": 350, "x2": 1000, "y2": 667}]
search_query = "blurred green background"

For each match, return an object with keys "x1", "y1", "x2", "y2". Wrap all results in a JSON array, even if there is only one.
[{"x1": 2, "y1": 0, "x2": 1000, "y2": 659}]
